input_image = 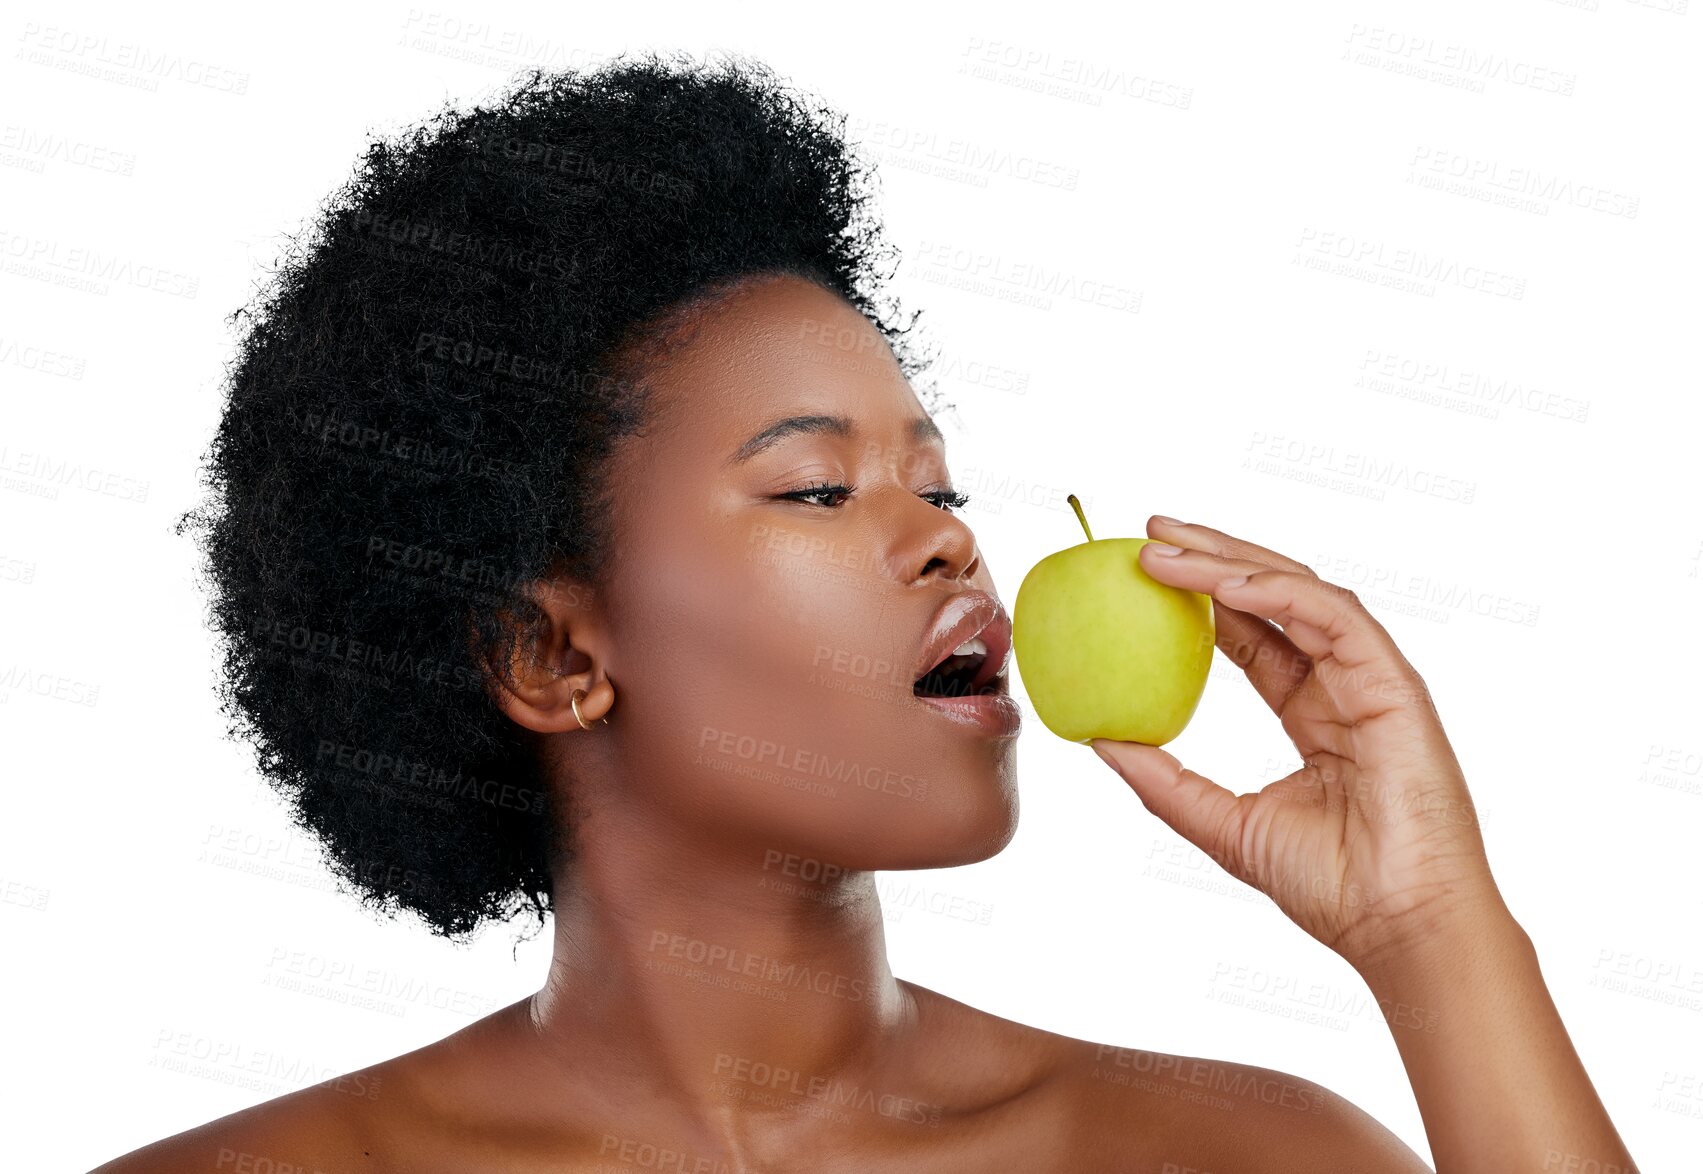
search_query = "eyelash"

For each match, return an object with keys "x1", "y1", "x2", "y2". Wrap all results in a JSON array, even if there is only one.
[{"x1": 778, "y1": 481, "x2": 971, "y2": 513}]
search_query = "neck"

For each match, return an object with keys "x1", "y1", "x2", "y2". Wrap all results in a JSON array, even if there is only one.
[{"x1": 526, "y1": 792, "x2": 918, "y2": 1131}]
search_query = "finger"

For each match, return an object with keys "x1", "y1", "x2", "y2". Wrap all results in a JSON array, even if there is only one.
[
  {"x1": 1141, "y1": 546, "x2": 1406, "y2": 676},
  {"x1": 1091, "y1": 738, "x2": 1250, "y2": 882},
  {"x1": 1147, "y1": 517, "x2": 1319, "y2": 579},
  {"x1": 1214, "y1": 569, "x2": 1425, "y2": 722},
  {"x1": 1201, "y1": 584, "x2": 1358, "y2": 761},
  {"x1": 1210, "y1": 600, "x2": 1312, "y2": 716},
  {"x1": 1141, "y1": 542, "x2": 1315, "y2": 713}
]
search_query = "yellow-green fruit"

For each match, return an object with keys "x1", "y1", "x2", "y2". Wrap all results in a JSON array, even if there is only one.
[{"x1": 1012, "y1": 538, "x2": 1215, "y2": 745}]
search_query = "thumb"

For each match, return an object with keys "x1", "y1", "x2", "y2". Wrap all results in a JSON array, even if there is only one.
[{"x1": 1091, "y1": 739, "x2": 1247, "y2": 876}]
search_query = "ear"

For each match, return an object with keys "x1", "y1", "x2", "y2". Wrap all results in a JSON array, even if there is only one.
[{"x1": 477, "y1": 575, "x2": 615, "y2": 735}]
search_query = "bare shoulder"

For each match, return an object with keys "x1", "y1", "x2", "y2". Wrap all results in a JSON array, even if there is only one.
[
  {"x1": 87, "y1": 1070, "x2": 383, "y2": 1174},
  {"x1": 1043, "y1": 1032, "x2": 1433, "y2": 1173},
  {"x1": 907, "y1": 983, "x2": 1431, "y2": 1172},
  {"x1": 88, "y1": 1001, "x2": 516, "y2": 1174}
]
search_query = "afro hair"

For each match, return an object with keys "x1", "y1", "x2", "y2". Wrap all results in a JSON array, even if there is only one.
[{"x1": 175, "y1": 50, "x2": 937, "y2": 940}]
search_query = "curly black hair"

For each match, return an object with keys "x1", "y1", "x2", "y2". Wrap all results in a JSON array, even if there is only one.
[{"x1": 175, "y1": 50, "x2": 940, "y2": 941}]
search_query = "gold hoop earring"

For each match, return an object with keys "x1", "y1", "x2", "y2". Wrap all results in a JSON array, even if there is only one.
[{"x1": 571, "y1": 687, "x2": 609, "y2": 730}]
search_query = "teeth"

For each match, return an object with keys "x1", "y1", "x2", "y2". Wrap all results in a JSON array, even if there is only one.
[{"x1": 951, "y1": 636, "x2": 988, "y2": 657}]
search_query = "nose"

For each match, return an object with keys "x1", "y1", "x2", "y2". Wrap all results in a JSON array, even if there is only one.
[{"x1": 901, "y1": 494, "x2": 979, "y2": 584}]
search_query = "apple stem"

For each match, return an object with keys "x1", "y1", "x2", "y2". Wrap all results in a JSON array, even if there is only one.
[{"x1": 1067, "y1": 494, "x2": 1094, "y2": 542}]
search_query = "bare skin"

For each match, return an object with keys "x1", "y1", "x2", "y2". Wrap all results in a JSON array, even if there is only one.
[{"x1": 94, "y1": 274, "x2": 1637, "y2": 1173}]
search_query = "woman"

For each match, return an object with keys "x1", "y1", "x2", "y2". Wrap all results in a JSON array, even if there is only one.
[{"x1": 97, "y1": 51, "x2": 1638, "y2": 1172}]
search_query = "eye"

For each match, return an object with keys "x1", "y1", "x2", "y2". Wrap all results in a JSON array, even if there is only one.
[
  {"x1": 922, "y1": 489, "x2": 971, "y2": 513},
  {"x1": 778, "y1": 481, "x2": 854, "y2": 508},
  {"x1": 774, "y1": 483, "x2": 971, "y2": 512}
]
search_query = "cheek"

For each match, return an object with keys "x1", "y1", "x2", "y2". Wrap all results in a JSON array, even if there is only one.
[
  {"x1": 627, "y1": 509, "x2": 891, "y2": 700},
  {"x1": 619, "y1": 521, "x2": 899, "y2": 797},
  {"x1": 606, "y1": 510, "x2": 1017, "y2": 864}
]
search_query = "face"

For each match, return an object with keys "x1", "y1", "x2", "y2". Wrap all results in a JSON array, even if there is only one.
[{"x1": 582, "y1": 273, "x2": 1019, "y2": 872}]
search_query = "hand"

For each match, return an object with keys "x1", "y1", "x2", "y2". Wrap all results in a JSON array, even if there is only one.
[{"x1": 1091, "y1": 516, "x2": 1508, "y2": 973}]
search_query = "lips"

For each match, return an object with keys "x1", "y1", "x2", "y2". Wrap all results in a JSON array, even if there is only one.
[{"x1": 912, "y1": 590, "x2": 1012, "y2": 699}]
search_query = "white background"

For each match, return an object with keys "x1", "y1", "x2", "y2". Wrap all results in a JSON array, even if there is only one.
[{"x1": 3, "y1": 1, "x2": 1700, "y2": 1169}]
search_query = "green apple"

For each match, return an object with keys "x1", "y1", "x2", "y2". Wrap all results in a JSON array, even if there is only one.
[{"x1": 1012, "y1": 495, "x2": 1215, "y2": 745}]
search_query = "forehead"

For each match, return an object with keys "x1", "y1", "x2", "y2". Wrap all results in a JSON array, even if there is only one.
[{"x1": 633, "y1": 274, "x2": 923, "y2": 448}]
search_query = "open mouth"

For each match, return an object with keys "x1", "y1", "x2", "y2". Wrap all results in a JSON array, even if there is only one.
[
  {"x1": 913, "y1": 636, "x2": 1001, "y2": 699},
  {"x1": 909, "y1": 593, "x2": 1020, "y2": 736},
  {"x1": 919, "y1": 637, "x2": 994, "y2": 702}
]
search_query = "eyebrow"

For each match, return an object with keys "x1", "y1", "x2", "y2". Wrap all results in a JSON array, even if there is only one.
[{"x1": 728, "y1": 413, "x2": 943, "y2": 464}]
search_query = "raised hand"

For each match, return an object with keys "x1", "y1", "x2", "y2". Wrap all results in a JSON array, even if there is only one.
[{"x1": 1091, "y1": 516, "x2": 1506, "y2": 973}]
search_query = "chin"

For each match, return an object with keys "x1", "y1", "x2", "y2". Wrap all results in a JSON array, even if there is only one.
[
  {"x1": 942, "y1": 785, "x2": 1021, "y2": 866},
  {"x1": 865, "y1": 765, "x2": 1020, "y2": 872}
]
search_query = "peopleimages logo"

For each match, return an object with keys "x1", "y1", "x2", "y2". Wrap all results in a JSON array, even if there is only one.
[
  {"x1": 1292, "y1": 228, "x2": 1527, "y2": 301},
  {"x1": 15, "y1": 23, "x2": 251, "y2": 94},
  {"x1": 695, "y1": 726, "x2": 931, "y2": 801},
  {"x1": 647, "y1": 931, "x2": 871, "y2": 1003},
  {"x1": 712, "y1": 1053, "x2": 944, "y2": 1126},
  {"x1": 1342, "y1": 25, "x2": 1577, "y2": 96},
  {"x1": 0, "y1": 230, "x2": 198, "y2": 299},
  {"x1": 1408, "y1": 147, "x2": 1639, "y2": 219}
]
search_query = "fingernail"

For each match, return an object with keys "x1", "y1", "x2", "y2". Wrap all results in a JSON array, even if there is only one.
[
  {"x1": 1146, "y1": 542, "x2": 1183, "y2": 556},
  {"x1": 1091, "y1": 741, "x2": 1122, "y2": 775},
  {"x1": 1219, "y1": 574, "x2": 1248, "y2": 588},
  {"x1": 1153, "y1": 515, "x2": 1184, "y2": 526}
]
